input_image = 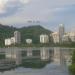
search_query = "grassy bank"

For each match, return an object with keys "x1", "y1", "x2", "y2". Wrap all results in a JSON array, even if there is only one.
[{"x1": 69, "y1": 50, "x2": 75, "y2": 75}]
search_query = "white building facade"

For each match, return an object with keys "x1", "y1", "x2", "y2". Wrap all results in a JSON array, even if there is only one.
[
  {"x1": 5, "y1": 31, "x2": 21, "y2": 46},
  {"x1": 26, "y1": 39, "x2": 32, "y2": 44},
  {"x1": 11, "y1": 37, "x2": 16, "y2": 44},
  {"x1": 40, "y1": 34, "x2": 49, "y2": 43},
  {"x1": 5, "y1": 38, "x2": 11, "y2": 46},
  {"x1": 51, "y1": 32, "x2": 60, "y2": 43},
  {"x1": 68, "y1": 32, "x2": 75, "y2": 42},
  {"x1": 5, "y1": 37, "x2": 16, "y2": 46},
  {"x1": 62, "y1": 34, "x2": 69, "y2": 42}
]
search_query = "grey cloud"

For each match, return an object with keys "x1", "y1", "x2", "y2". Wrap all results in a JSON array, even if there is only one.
[{"x1": 0, "y1": 0, "x2": 29, "y2": 17}]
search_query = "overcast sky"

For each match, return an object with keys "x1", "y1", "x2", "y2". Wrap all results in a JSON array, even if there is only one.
[{"x1": 0, "y1": 0, "x2": 75, "y2": 32}]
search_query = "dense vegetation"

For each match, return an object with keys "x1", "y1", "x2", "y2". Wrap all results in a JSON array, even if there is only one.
[
  {"x1": 69, "y1": 50, "x2": 75, "y2": 75},
  {"x1": 0, "y1": 24, "x2": 16, "y2": 47},
  {"x1": 54, "y1": 42, "x2": 75, "y2": 48},
  {"x1": 19, "y1": 25, "x2": 52, "y2": 44},
  {"x1": 0, "y1": 24, "x2": 52, "y2": 47}
]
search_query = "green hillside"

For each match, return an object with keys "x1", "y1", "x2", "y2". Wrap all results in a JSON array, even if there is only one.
[
  {"x1": 19, "y1": 25, "x2": 52, "y2": 44},
  {"x1": 0, "y1": 24, "x2": 52, "y2": 47},
  {"x1": 0, "y1": 24, "x2": 16, "y2": 46}
]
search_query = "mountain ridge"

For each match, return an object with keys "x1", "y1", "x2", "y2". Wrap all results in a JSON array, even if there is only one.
[{"x1": 0, "y1": 24, "x2": 52, "y2": 46}]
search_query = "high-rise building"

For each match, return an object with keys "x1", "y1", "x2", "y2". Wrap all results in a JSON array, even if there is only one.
[
  {"x1": 59, "y1": 24, "x2": 65, "y2": 43},
  {"x1": 14, "y1": 31, "x2": 21, "y2": 44}
]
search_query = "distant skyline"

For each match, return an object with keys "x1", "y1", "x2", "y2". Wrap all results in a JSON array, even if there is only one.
[{"x1": 0, "y1": 0, "x2": 75, "y2": 32}]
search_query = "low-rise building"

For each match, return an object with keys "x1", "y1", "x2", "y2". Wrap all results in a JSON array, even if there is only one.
[
  {"x1": 11, "y1": 37, "x2": 16, "y2": 44},
  {"x1": 5, "y1": 31, "x2": 21, "y2": 46},
  {"x1": 51, "y1": 32, "x2": 59, "y2": 43},
  {"x1": 68, "y1": 32, "x2": 75, "y2": 42},
  {"x1": 26, "y1": 39, "x2": 32, "y2": 44},
  {"x1": 5, "y1": 38, "x2": 11, "y2": 46},
  {"x1": 40, "y1": 34, "x2": 49, "y2": 43},
  {"x1": 5, "y1": 37, "x2": 16, "y2": 46},
  {"x1": 62, "y1": 34, "x2": 69, "y2": 42}
]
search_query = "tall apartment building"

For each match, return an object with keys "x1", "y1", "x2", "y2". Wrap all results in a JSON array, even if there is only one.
[
  {"x1": 59, "y1": 24, "x2": 65, "y2": 43},
  {"x1": 14, "y1": 31, "x2": 21, "y2": 44}
]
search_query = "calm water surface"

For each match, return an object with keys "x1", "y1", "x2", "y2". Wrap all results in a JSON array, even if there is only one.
[{"x1": 0, "y1": 47, "x2": 73, "y2": 75}]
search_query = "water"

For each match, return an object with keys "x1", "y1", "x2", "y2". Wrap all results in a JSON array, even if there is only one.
[{"x1": 0, "y1": 47, "x2": 73, "y2": 75}]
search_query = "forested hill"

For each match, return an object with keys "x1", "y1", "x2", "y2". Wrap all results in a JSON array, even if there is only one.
[
  {"x1": 0, "y1": 24, "x2": 52, "y2": 46},
  {"x1": 0, "y1": 24, "x2": 16, "y2": 46},
  {"x1": 19, "y1": 25, "x2": 52, "y2": 44}
]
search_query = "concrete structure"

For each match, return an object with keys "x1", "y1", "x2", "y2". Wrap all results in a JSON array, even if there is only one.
[
  {"x1": 5, "y1": 38, "x2": 11, "y2": 46},
  {"x1": 5, "y1": 31, "x2": 21, "y2": 46},
  {"x1": 62, "y1": 34, "x2": 69, "y2": 42},
  {"x1": 59, "y1": 24, "x2": 65, "y2": 43},
  {"x1": 5, "y1": 37, "x2": 15, "y2": 46},
  {"x1": 51, "y1": 32, "x2": 59, "y2": 43},
  {"x1": 11, "y1": 37, "x2": 15, "y2": 44},
  {"x1": 51, "y1": 24, "x2": 65, "y2": 44},
  {"x1": 51, "y1": 31, "x2": 75, "y2": 43},
  {"x1": 14, "y1": 31, "x2": 21, "y2": 44},
  {"x1": 40, "y1": 34, "x2": 49, "y2": 43},
  {"x1": 68, "y1": 32, "x2": 75, "y2": 42},
  {"x1": 26, "y1": 39, "x2": 32, "y2": 44}
]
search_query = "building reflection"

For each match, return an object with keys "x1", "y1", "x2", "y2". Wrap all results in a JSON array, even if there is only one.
[
  {"x1": 4, "y1": 48, "x2": 52, "y2": 65},
  {"x1": 27, "y1": 48, "x2": 32, "y2": 57},
  {"x1": 0, "y1": 47, "x2": 72, "y2": 69},
  {"x1": 53, "y1": 47, "x2": 64, "y2": 65}
]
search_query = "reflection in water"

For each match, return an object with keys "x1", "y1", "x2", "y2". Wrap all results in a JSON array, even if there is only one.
[
  {"x1": 53, "y1": 47, "x2": 65, "y2": 65},
  {"x1": 27, "y1": 48, "x2": 32, "y2": 57},
  {"x1": 0, "y1": 47, "x2": 72, "y2": 72},
  {"x1": 40, "y1": 47, "x2": 50, "y2": 60}
]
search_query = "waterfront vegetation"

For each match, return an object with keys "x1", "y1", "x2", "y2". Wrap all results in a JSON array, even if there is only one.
[
  {"x1": 3, "y1": 42, "x2": 75, "y2": 48},
  {"x1": 69, "y1": 50, "x2": 75, "y2": 75},
  {"x1": 54, "y1": 42, "x2": 75, "y2": 48},
  {"x1": 9, "y1": 43, "x2": 54, "y2": 47},
  {"x1": 0, "y1": 60, "x2": 50, "y2": 72}
]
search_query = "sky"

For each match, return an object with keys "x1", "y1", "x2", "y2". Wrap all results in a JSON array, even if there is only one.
[{"x1": 0, "y1": 0, "x2": 75, "y2": 32}]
